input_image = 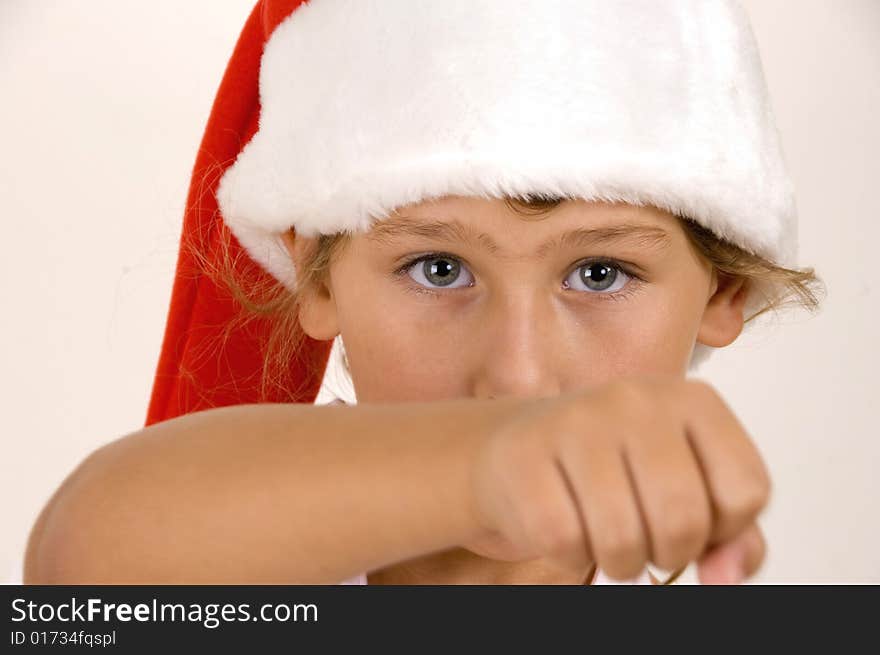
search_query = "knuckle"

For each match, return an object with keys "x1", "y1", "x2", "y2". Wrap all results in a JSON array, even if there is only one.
[
  {"x1": 717, "y1": 478, "x2": 771, "y2": 525},
  {"x1": 604, "y1": 378, "x2": 645, "y2": 406},
  {"x1": 742, "y1": 478, "x2": 771, "y2": 516},
  {"x1": 523, "y1": 505, "x2": 582, "y2": 557},
  {"x1": 603, "y1": 379, "x2": 663, "y2": 422},
  {"x1": 684, "y1": 378, "x2": 721, "y2": 406},
  {"x1": 551, "y1": 518, "x2": 584, "y2": 556},
  {"x1": 754, "y1": 459, "x2": 773, "y2": 502},
  {"x1": 652, "y1": 506, "x2": 711, "y2": 569},
  {"x1": 687, "y1": 379, "x2": 749, "y2": 433},
  {"x1": 732, "y1": 436, "x2": 772, "y2": 506},
  {"x1": 594, "y1": 520, "x2": 646, "y2": 572},
  {"x1": 544, "y1": 399, "x2": 588, "y2": 448},
  {"x1": 553, "y1": 400, "x2": 590, "y2": 439},
  {"x1": 554, "y1": 397, "x2": 615, "y2": 451}
]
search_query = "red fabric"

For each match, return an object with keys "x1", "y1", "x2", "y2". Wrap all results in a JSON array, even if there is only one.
[{"x1": 145, "y1": 0, "x2": 331, "y2": 426}]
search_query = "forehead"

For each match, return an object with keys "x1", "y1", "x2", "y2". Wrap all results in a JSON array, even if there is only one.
[{"x1": 364, "y1": 196, "x2": 679, "y2": 258}]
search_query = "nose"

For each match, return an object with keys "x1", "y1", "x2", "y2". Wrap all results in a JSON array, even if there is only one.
[{"x1": 470, "y1": 291, "x2": 563, "y2": 401}]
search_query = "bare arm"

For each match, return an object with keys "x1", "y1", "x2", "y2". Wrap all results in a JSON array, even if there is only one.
[{"x1": 23, "y1": 399, "x2": 515, "y2": 584}]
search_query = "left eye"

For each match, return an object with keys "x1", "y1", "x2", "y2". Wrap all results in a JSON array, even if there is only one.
[
  {"x1": 406, "y1": 255, "x2": 475, "y2": 289},
  {"x1": 563, "y1": 261, "x2": 630, "y2": 293}
]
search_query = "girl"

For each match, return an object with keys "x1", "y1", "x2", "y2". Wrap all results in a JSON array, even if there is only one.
[{"x1": 23, "y1": 0, "x2": 821, "y2": 585}]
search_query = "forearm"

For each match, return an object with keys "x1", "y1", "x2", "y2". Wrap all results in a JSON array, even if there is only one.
[{"x1": 24, "y1": 399, "x2": 513, "y2": 584}]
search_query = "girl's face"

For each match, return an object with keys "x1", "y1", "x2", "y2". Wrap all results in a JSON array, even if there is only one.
[{"x1": 285, "y1": 195, "x2": 748, "y2": 403}]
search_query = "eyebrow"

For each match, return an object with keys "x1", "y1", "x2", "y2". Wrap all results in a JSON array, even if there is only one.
[{"x1": 366, "y1": 216, "x2": 672, "y2": 258}]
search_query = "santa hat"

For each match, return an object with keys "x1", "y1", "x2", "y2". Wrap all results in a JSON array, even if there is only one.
[{"x1": 146, "y1": 0, "x2": 797, "y2": 426}]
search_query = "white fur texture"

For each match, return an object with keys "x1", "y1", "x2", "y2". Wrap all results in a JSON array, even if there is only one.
[{"x1": 216, "y1": 0, "x2": 798, "y2": 370}]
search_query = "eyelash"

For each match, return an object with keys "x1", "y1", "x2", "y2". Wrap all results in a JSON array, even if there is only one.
[{"x1": 393, "y1": 252, "x2": 644, "y2": 301}]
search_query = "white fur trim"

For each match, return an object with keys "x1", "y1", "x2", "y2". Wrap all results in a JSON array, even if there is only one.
[{"x1": 216, "y1": 0, "x2": 798, "y2": 370}]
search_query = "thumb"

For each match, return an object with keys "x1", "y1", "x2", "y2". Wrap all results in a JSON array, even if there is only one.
[{"x1": 697, "y1": 522, "x2": 766, "y2": 585}]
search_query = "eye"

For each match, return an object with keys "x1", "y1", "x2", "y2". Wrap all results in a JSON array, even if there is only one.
[
  {"x1": 563, "y1": 261, "x2": 630, "y2": 294},
  {"x1": 405, "y1": 254, "x2": 475, "y2": 289}
]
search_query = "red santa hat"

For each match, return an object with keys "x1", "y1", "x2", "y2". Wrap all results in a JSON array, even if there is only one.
[{"x1": 146, "y1": 0, "x2": 797, "y2": 426}]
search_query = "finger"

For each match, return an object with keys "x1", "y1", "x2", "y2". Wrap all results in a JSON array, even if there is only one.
[
  {"x1": 740, "y1": 521, "x2": 767, "y2": 577},
  {"x1": 680, "y1": 382, "x2": 772, "y2": 546},
  {"x1": 556, "y1": 433, "x2": 649, "y2": 581},
  {"x1": 507, "y1": 438, "x2": 595, "y2": 572},
  {"x1": 697, "y1": 522, "x2": 766, "y2": 584},
  {"x1": 622, "y1": 420, "x2": 713, "y2": 572}
]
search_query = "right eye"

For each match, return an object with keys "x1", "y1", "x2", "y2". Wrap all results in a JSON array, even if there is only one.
[{"x1": 405, "y1": 254, "x2": 475, "y2": 289}]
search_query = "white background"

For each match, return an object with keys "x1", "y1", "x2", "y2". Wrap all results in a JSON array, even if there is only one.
[{"x1": 1, "y1": 0, "x2": 878, "y2": 583}]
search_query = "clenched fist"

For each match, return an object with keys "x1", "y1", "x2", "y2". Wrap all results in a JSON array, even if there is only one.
[{"x1": 466, "y1": 377, "x2": 771, "y2": 584}]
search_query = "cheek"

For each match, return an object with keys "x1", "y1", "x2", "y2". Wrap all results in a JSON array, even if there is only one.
[
  {"x1": 334, "y1": 289, "x2": 468, "y2": 403},
  {"x1": 565, "y1": 288, "x2": 706, "y2": 380}
]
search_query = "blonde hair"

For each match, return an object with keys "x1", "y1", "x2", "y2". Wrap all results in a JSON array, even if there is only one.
[{"x1": 193, "y1": 195, "x2": 824, "y2": 402}]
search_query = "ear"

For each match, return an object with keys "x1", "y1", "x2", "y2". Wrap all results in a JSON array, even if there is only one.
[
  {"x1": 696, "y1": 272, "x2": 750, "y2": 348},
  {"x1": 279, "y1": 229, "x2": 340, "y2": 341}
]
